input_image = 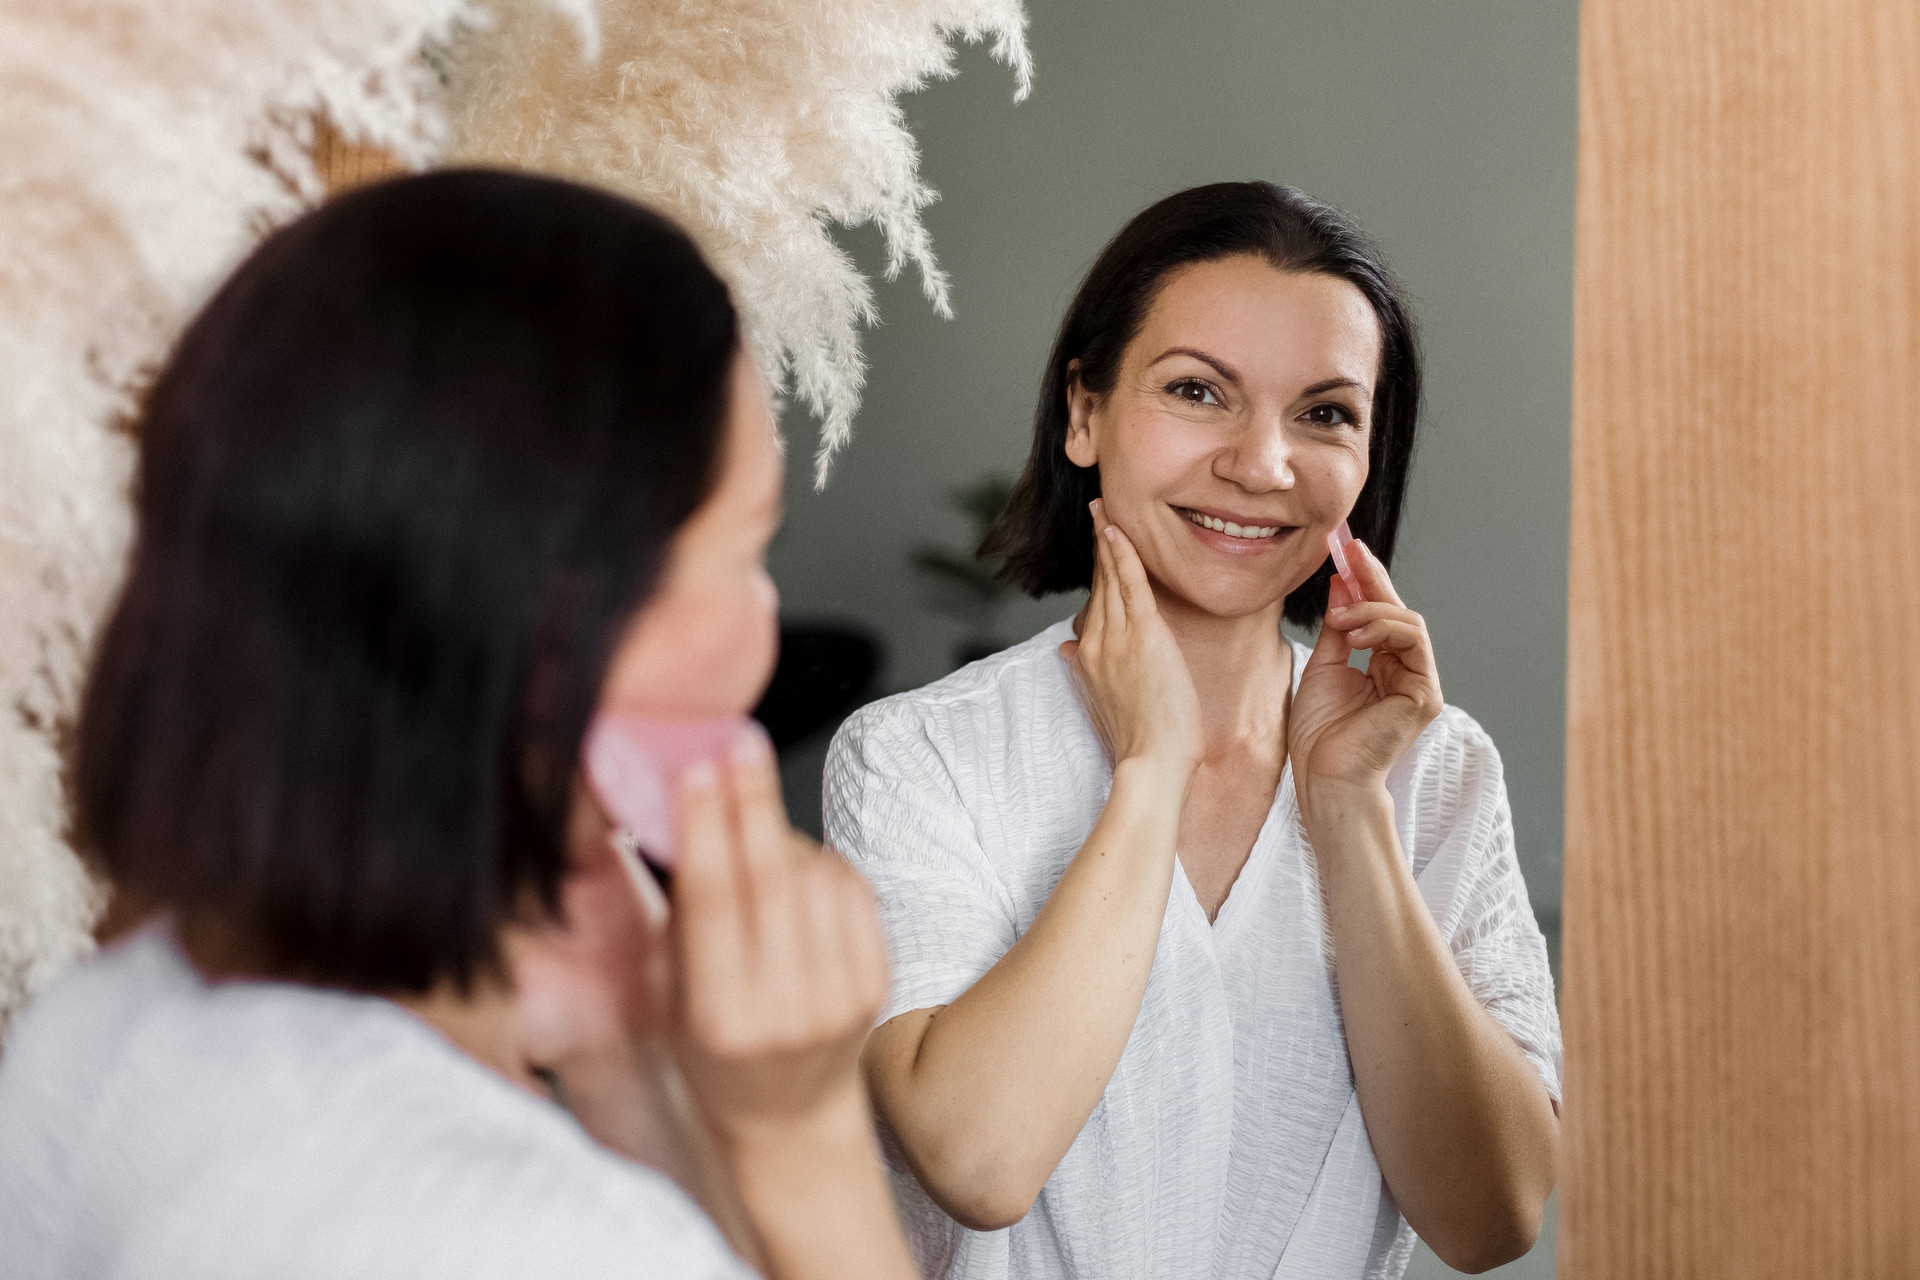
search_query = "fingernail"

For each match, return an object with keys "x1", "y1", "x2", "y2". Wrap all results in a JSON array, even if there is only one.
[
  {"x1": 1104, "y1": 526, "x2": 1118, "y2": 542},
  {"x1": 682, "y1": 760, "x2": 718, "y2": 791},
  {"x1": 730, "y1": 724, "x2": 772, "y2": 766}
]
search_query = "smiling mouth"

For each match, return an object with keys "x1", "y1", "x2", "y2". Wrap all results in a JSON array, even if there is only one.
[{"x1": 1176, "y1": 507, "x2": 1292, "y2": 541}]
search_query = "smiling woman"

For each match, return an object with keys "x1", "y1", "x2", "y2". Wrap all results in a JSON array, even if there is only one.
[
  {"x1": 823, "y1": 183, "x2": 1561, "y2": 1280},
  {"x1": 984, "y1": 183, "x2": 1419, "y2": 631}
]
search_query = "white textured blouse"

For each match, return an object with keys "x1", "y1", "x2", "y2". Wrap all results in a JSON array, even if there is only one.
[
  {"x1": 824, "y1": 619, "x2": 1561, "y2": 1280},
  {"x1": 0, "y1": 927, "x2": 754, "y2": 1280}
]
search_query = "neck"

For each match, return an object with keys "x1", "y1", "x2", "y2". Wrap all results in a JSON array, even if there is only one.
[
  {"x1": 397, "y1": 978, "x2": 545, "y2": 1097},
  {"x1": 1153, "y1": 586, "x2": 1295, "y2": 757}
]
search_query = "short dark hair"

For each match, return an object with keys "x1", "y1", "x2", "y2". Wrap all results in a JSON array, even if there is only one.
[
  {"x1": 982, "y1": 182, "x2": 1422, "y2": 628},
  {"x1": 73, "y1": 170, "x2": 738, "y2": 994}
]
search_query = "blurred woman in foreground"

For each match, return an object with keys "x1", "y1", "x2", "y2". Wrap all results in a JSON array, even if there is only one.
[{"x1": 0, "y1": 171, "x2": 914, "y2": 1280}]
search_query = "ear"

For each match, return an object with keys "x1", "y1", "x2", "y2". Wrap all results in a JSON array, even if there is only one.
[{"x1": 1063, "y1": 360, "x2": 1100, "y2": 468}]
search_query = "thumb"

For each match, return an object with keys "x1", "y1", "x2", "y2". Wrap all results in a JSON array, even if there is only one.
[{"x1": 1058, "y1": 639, "x2": 1080, "y2": 663}]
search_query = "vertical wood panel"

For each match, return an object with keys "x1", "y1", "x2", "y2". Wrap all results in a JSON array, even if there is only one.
[{"x1": 1564, "y1": 0, "x2": 1920, "y2": 1275}]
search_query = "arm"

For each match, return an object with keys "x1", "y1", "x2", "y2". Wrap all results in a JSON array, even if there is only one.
[
  {"x1": 513, "y1": 728, "x2": 917, "y2": 1280},
  {"x1": 1310, "y1": 787, "x2": 1557, "y2": 1271},
  {"x1": 1295, "y1": 541, "x2": 1558, "y2": 1273},
  {"x1": 669, "y1": 733, "x2": 916, "y2": 1280},
  {"x1": 861, "y1": 501, "x2": 1202, "y2": 1231}
]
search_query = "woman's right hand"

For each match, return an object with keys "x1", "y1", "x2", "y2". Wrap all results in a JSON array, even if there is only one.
[
  {"x1": 1059, "y1": 499, "x2": 1204, "y2": 775},
  {"x1": 669, "y1": 728, "x2": 888, "y2": 1149},
  {"x1": 668, "y1": 728, "x2": 915, "y2": 1280}
]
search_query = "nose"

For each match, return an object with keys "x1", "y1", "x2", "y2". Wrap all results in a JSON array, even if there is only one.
[{"x1": 1213, "y1": 413, "x2": 1295, "y2": 493}]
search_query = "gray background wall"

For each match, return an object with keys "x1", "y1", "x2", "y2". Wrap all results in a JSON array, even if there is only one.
[{"x1": 767, "y1": 3, "x2": 1577, "y2": 1274}]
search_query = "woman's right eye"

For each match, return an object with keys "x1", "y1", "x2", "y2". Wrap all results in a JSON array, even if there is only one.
[{"x1": 1167, "y1": 379, "x2": 1220, "y2": 407}]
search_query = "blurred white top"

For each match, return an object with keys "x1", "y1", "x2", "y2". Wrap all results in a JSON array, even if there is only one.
[
  {"x1": 0, "y1": 927, "x2": 753, "y2": 1280},
  {"x1": 825, "y1": 619, "x2": 1562, "y2": 1280}
]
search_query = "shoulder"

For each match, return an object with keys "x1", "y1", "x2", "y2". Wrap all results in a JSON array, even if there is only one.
[
  {"x1": 1391, "y1": 698, "x2": 1506, "y2": 798},
  {"x1": 1387, "y1": 702, "x2": 1513, "y2": 875},
  {"x1": 827, "y1": 618, "x2": 1080, "y2": 790},
  {"x1": 0, "y1": 931, "x2": 749, "y2": 1278},
  {"x1": 1402, "y1": 702, "x2": 1506, "y2": 792}
]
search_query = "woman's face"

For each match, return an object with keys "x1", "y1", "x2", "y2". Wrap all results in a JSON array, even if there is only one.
[
  {"x1": 515, "y1": 353, "x2": 782, "y2": 1065},
  {"x1": 599, "y1": 350, "x2": 784, "y2": 715},
  {"x1": 1066, "y1": 255, "x2": 1382, "y2": 621}
]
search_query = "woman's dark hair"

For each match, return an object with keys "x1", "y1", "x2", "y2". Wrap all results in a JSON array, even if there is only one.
[
  {"x1": 982, "y1": 182, "x2": 1421, "y2": 628},
  {"x1": 73, "y1": 169, "x2": 738, "y2": 994}
]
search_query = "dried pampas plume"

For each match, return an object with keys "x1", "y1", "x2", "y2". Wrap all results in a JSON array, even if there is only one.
[
  {"x1": 0, "y1": 0, "x2": 1027, "y2": 1038},
  {"x1": 440, "y1": 0, "x2": 1031, "y2": 485}
]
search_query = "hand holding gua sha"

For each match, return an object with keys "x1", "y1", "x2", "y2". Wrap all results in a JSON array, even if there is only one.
[
  {"x1": 583, "y1": 712, "x2": 771, "y2": 891},
  {"x1": 1326, "y1": 519, "x2": 1364, "y2": 612}
]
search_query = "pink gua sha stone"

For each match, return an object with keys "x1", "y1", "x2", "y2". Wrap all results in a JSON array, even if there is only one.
[
  {"x1": 1326, "y1": 519, "x2": 1363, "y2": 605},
  {"x1": 583, "y1": 712, "x2": 768, "y2": 870}
]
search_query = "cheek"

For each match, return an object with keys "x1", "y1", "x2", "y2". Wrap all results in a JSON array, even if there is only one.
[
  {"x1": 1101, "y1": 409, "x2": 1213, "y2": 515},
  {"x1": 600, "y1": 568, "x2": 781, "y2": 716},
  {"x1": 1297, "y1": 444, "x2": 1370, "y2": 520}
]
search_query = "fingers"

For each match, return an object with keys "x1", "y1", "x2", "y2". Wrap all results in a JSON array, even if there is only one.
[
  {"x1": 725, "y1": 727, "x2": 790, "y2": 925},
  {"x1": 671, "y1": 743, "x2": 888, "y2": 1097},
  {"x1": 1344, "y1": 617, "x2": 1428, "y2": 660},
  {"x1": 1089, "y1": 500, "x2": 1125, "y2": 636},
  {"x1": 1307, "y1": 583, "x2": 1355, "y2": 672},
  {"x1": 1104, "y1": 518, "x2": 1157, "y2": 620},
  {"x1": 1345, "y1": 538, "x2": 1405, "y2": 608},
  {"x1": 671, "y1": 763, "x2": 747, "y2": 1005}
]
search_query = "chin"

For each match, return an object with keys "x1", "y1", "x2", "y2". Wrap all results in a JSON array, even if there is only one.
[{"x1": 1159, "y1": 573, "x2": 1293, "y2": 622}]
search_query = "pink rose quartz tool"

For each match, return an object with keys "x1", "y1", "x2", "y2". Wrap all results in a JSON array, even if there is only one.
[
  {"x1": 583, "y1": 713, "x2": 768, "y2": 880},
  {"x1": 1327, "y1": 520, "x2": 1363, "y2": 605}
]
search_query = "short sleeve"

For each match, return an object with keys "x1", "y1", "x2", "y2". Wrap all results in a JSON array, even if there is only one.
[
  {"x1": 1405, "y1": 712, "x2": 1563, "y2": 1103},
  {"x1": 823, "y1": 704, "x2": 1020, "y2": 1025}
]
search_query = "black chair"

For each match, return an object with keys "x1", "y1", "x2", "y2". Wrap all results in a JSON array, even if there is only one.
[{"x1": 751, "y1": 623, "x2": 883, "y2": 750}]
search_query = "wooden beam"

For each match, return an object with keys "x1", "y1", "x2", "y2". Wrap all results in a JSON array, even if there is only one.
[
  {"x1": 1563, "y1": 0, "x2": 1920, "y2": 1274},
  {"x1": 311, "y1": 116, "x2": 404, "y2": 194}
]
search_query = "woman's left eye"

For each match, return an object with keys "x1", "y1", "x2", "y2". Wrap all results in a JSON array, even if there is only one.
[
  {"x1": 1167, "y1": 379, "x2": 1220, "y2": 407},
  {"x1": 1303, "y1": 402, "x2": 1356, "y2": 426}
]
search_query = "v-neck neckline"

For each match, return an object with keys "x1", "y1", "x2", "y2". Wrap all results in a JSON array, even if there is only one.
[
  {"x1": 1189, "y1": 636, "x2": 1306, "y2": 939},
  {"x1": 1178, "y1": 755, "x2": 1296, "y2": 943}
]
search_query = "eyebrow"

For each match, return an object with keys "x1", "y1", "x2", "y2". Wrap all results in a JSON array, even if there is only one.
[
  {"x1": 1298, "y1": 377, "x2": 1368, "y2": 396},
  {"x1": 1149, "y1": 350, "x2": 1369, "y2": 399},
  {"x1": 1149, "y1": 347, "x2": 1242, "y2": 384}
]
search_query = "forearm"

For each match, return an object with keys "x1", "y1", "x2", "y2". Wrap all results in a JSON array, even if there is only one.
[
  {"x1": 1307, "y1": 787, "x2": 1558, "y2": 1271},
  {"x1": 725, "y1": 1085, "x2": 917, "y2": 1280},
  {"x1": 865, "y1": 758, "x2": 1188, "y2": 1228}
]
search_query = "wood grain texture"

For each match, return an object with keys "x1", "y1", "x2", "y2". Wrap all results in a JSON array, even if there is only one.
[{"x1": 1563, "y1": 0, "x2": 1920, "y2": 1275}]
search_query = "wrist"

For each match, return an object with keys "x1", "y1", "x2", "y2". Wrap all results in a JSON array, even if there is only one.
[
  {"x1": 1296, "y1": 776, "x2": 1393, "y2": 834},
  {"x1": 722, "y1": 1084, "x2": 902, "y2": 1265},
  {"x1": 1112, "y1": 751, "x2": 1198, "y2": 795},
  {"x1": 718, "y1": 1080, "x2": 879, "y2": 1195}
]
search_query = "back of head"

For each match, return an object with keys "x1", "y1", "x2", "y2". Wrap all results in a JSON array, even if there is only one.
[{"x1": 75, "y1": 170, "x2": 738, "y2": 994}]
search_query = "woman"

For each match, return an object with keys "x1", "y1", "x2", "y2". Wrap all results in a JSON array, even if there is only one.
[
  {"x1": 0, "y1": 171, "x2": 916, "y2": 1280},
  {"x1": 825, "y1": 183, "x2": 1561, "y2": 1278}
]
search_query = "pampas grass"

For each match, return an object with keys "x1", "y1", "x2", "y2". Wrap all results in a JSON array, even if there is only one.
[
  {"x1": 0, "y1": 0, "x2": 1026, "y2": 1038},
  {"x1": 440, "y1": 0, "x2": 1030, "y2": 484},
  {"x1": 0, "y1": 0, "x2": 499, "y2": 1040}
]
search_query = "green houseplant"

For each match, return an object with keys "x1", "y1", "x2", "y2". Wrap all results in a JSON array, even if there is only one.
[{"x1": 909, "y1": 471, "x2": 1017, "y2": 669}]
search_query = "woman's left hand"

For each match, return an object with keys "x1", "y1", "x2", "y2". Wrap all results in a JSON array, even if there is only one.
[{"x1": 1289, "y1": 537, "x2": 1443, "y2": 822}]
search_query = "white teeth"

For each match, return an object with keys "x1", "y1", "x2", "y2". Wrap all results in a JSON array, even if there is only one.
[{"x1": 1184, "y1": 509, "x2": 1279, "y2": 540}]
